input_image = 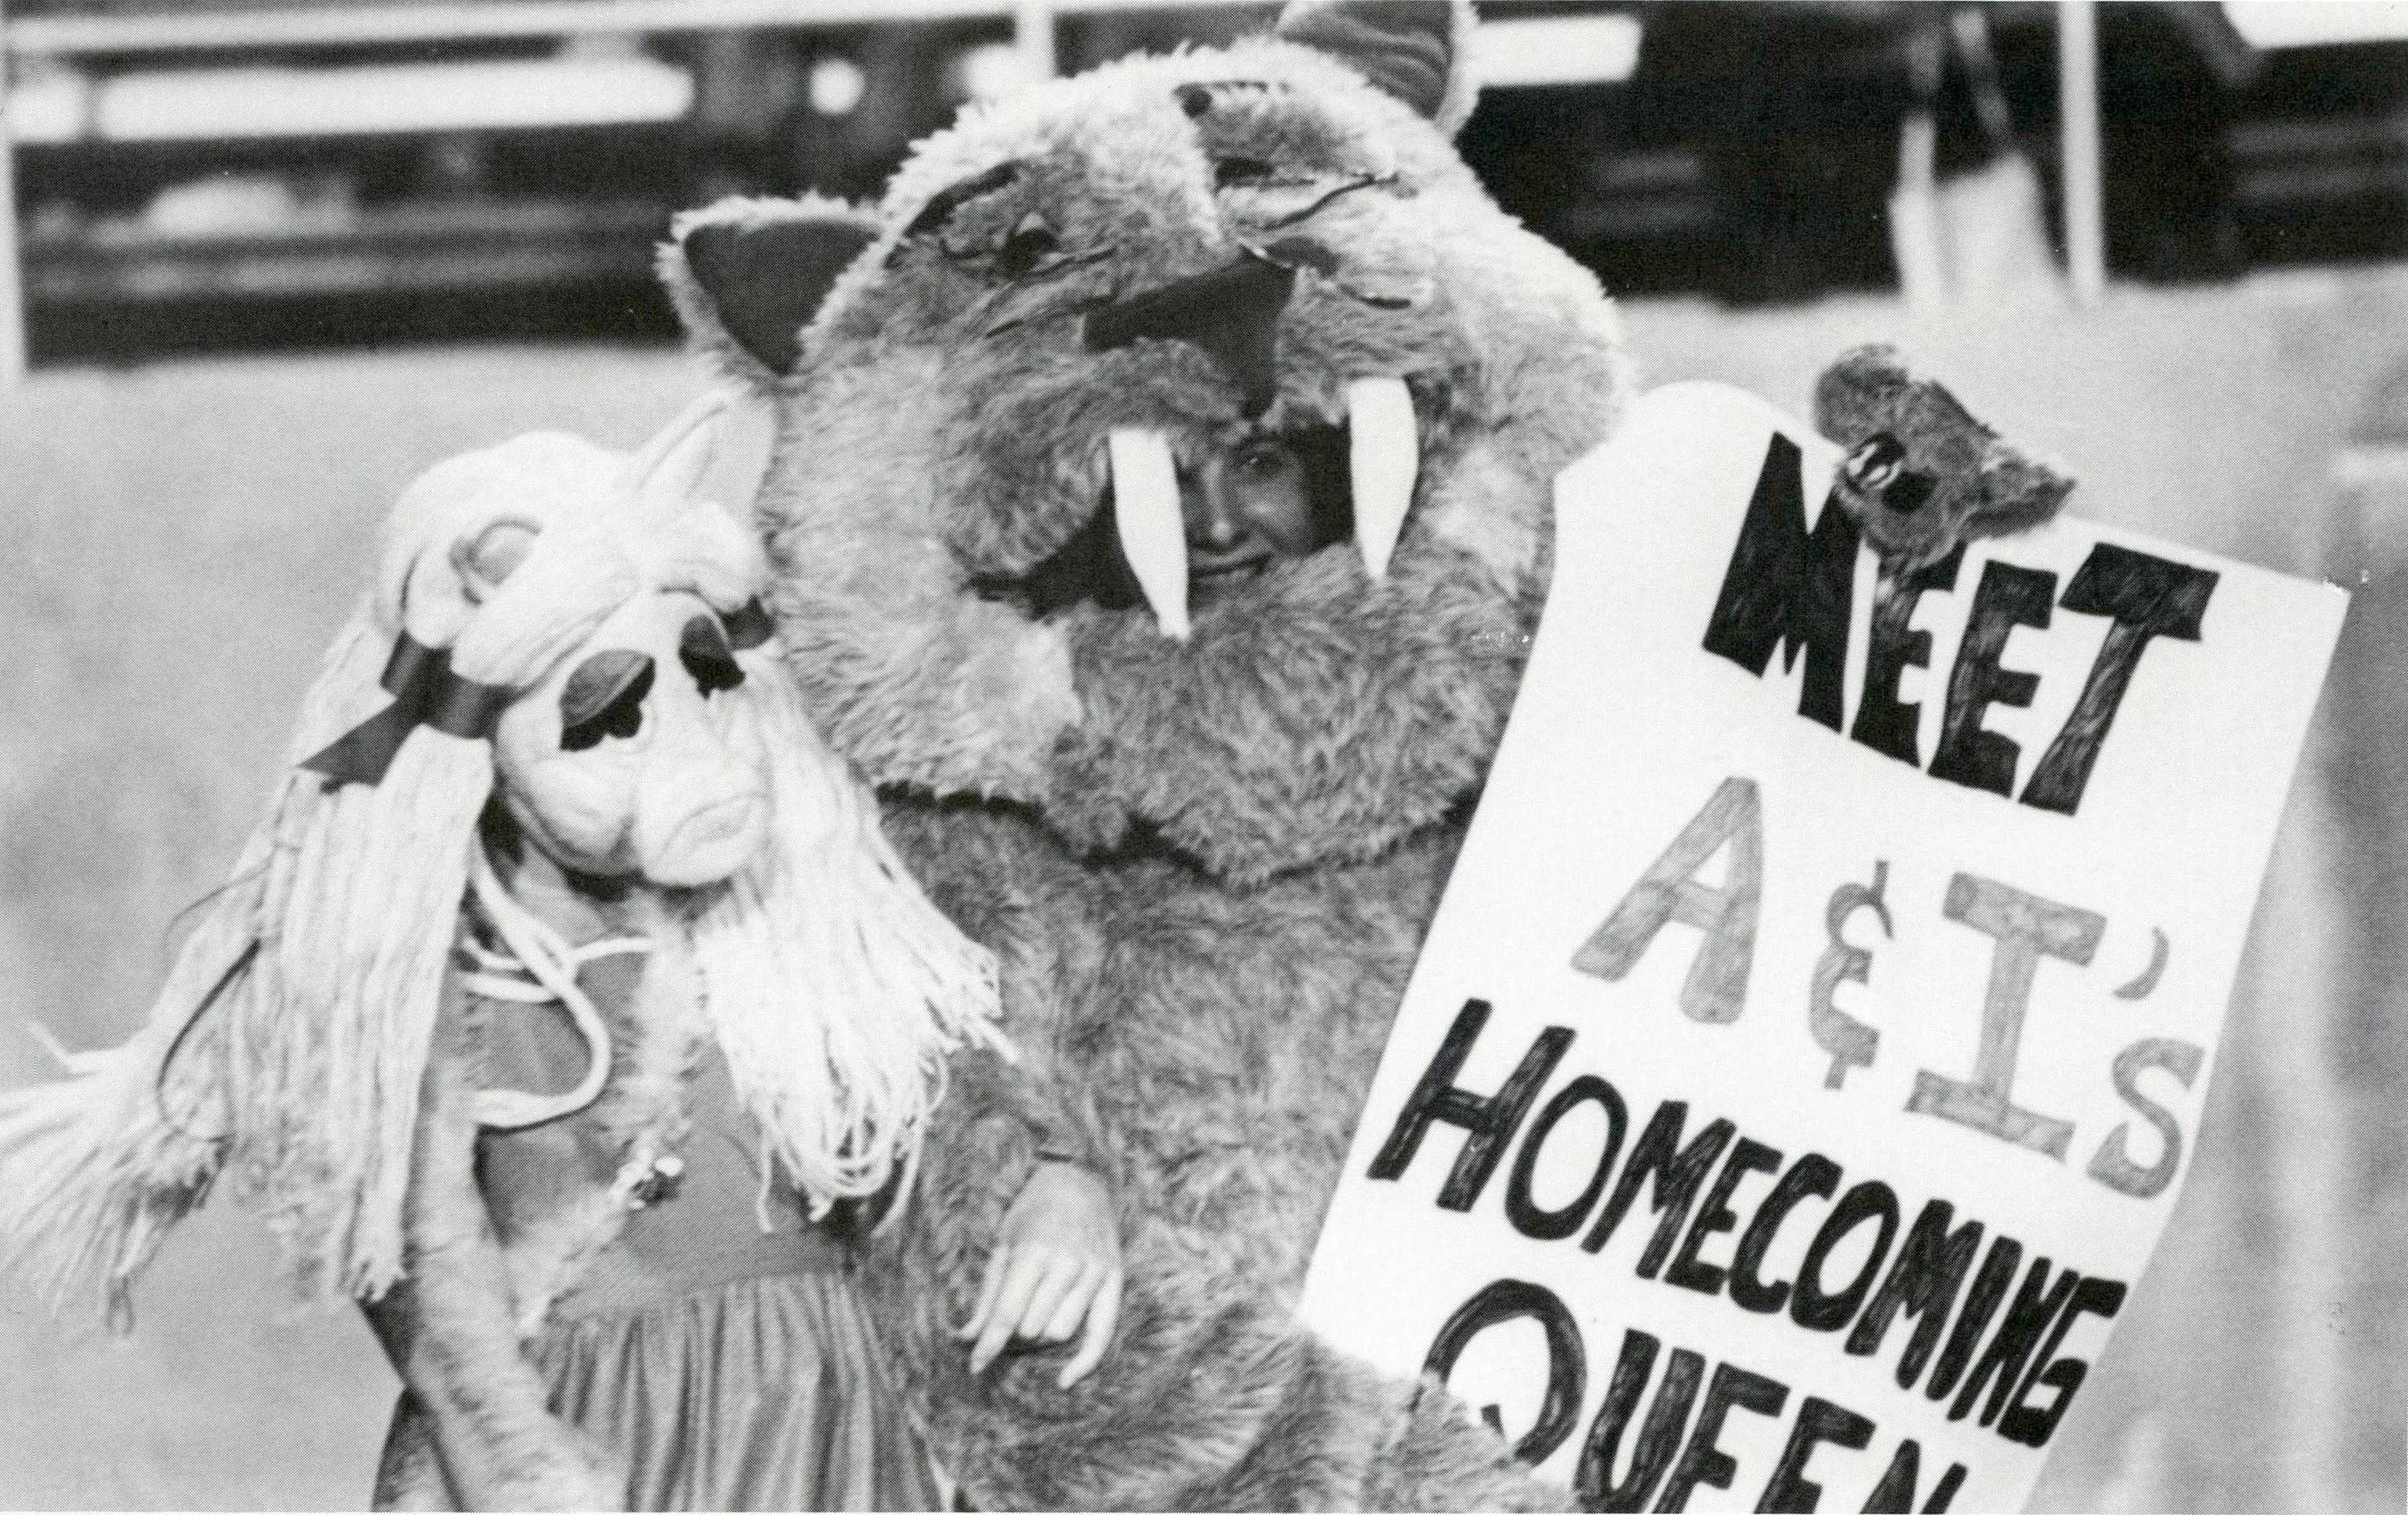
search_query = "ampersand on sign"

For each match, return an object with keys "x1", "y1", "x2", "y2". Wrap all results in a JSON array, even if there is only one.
[{"x1": 1810, "y1": 861, "x2": 1893, "y2": 1089}]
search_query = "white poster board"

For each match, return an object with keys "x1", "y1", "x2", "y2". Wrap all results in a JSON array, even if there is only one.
[{"x1": 1298, "y1": 383, "x2": 2348, "y2": 1513}]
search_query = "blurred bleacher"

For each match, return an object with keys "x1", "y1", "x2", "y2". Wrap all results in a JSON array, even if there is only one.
[{"x1": 0, "y1": 2, "x2": 2404, "y2": 359}]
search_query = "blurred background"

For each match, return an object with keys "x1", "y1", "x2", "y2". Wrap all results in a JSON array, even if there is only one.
[{"x1": 0, "y1": 1, "x2": 2400, "y2": 1509}]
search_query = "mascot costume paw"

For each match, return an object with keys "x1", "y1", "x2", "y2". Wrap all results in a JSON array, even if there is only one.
[{"x1": 661, "y1": 2, "x2": 1629, "y2": 1508}]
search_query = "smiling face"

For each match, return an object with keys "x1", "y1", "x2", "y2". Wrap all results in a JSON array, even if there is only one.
[
  {"x1": 1184, "y1": 431, "x2": 1339, "y2": 599},
  {"x1": 991, "y1": 424, "x2": 1352, "y2": 619},
  {"x1": 667, "y1": 2, "x2": 1632, "y2": 883},
  {"x1": 491, "y1": 590, "x2": 771, "y2": 888}
]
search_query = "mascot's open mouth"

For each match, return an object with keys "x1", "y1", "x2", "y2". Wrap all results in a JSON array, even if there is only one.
[
  {"x1": 1102, "y1": 372, "x2": 1418, "y2": 640},
  {"x1": 973, "y1": 379, "x2": 1427, "y2": 640},
  {"x1": 963, "y1": 245, "x2": 1434, "y2": 640}
]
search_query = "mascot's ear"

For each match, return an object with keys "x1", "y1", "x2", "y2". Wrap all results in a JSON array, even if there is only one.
[
  {"x1": 451, "y1": 517, "x2": 540, "y2": 604},
  {"x1": 661, "y1": 194, "x2": 881, "y2": 382},
  {"x1": 1274, "y1": 0, "x2": 1479, "y2": 136},
  {"x1": 1975, "y1": 439, "x2": 2076, "y2": 526}
]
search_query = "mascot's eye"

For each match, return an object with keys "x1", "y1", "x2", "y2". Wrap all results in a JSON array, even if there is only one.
[
  {"x1": 1844, "y1": 433, "x2": 1907, "y2": 495},
  {"x1": 1213, "y1": 156, "x2": 1278, "y2": 189},
  {"x1": 1843, "y1": 432, "x2": 1937, "y2": 516},
  {"x1": 1176, "y1": 79, "x2": 1273, "y2": 118},
  {"x1": 995, "y1": 214, "x2": 1060, "y2": 278},
  {"x1": 680, "y1": 615, "x2": 746, "y2": 696},
  {"x1": 1883, "y1": 469, "x2": 1935, "y2": 516},
  {"x1": 559, "y1": 652, "x2": 654, "y2": 751}
]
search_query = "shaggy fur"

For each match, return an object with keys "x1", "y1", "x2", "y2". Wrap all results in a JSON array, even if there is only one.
[{"x1": 664, "y1": 4, "x2": 1623, "y2": 1507}]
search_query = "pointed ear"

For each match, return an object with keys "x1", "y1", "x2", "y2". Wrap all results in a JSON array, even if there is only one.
[
  {"x1": 1275, "y1": 0, "x2": 1478, "y2": 136},
  {"x1": 622, "y1": 387, "x2": 731, "y2": 510},
  {"x1": 1979, "y1": 442, "x2": 2076, "y2": 531},
  {"x1": 660, "y1": 195, "x2": 881, "y2": 384},
  {"x1": 636, "y1": 411, "x2": 720, "y2": 509}
]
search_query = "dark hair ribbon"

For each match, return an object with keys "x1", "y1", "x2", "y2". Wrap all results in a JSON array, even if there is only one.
[
  {"x1": 300, "y1": 597, "x2": 770, "y2": 788},
  {"x1": 300, "y1": 632, "x2": 515, "y2": 788}
]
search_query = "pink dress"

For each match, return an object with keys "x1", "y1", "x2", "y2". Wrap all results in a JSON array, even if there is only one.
[{"x1": 380, "y1": 948, "x2": 941, "y2": 1512}]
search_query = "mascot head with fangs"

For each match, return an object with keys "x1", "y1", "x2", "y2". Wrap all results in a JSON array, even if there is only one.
[{"x1": 663, "y1": 0, "x2": 1633, "y2": 886}]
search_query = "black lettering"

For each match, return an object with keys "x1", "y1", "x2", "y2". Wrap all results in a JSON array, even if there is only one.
[
  {"x1": 1928, "y1": 561, "x2": 2056, "y2": 798},
  {"x1": 1757, "y1": 1396, "x2": 1874, "y2": 1513},
  {"x1": 1578, "y1": 1331, "x2": 1705, "y2": 1513},
  {"x1": 2021, "y1": 544, "x2": 2219, "y2": 814},
  {"x1": 1582, "y1": 1101, "x2": 1738, "y2": 1277},
  {"x1": 1702, "y1": 434, "x2": 1861, "y2": 730},
  {"x1": 1926, "y1": 1236, "x2": 2023, "y2": 1401},
  {"x1": 1731, "y1": 1153, "x2": 1842, "y2": 1315},
  {"x1": 1851, "y1": 546, "x2": 1965, "y2": 766},
  {"x1": 1999, "y1": 1276, "x2": 2125, "y2": 1448},
  {"x1": 1860, "y1": 1442, "x2": 1965, "y2": 1513},
  {"x1": 1845, "y1": 1201, "x2": 1985, "y2": 1391},
  {"x1": 1507, "y1": 1075, "x2": 1629, "y2": 1241},
  {"x1": 1667, "y1": 1137, "x2": 1784, "y2": 1295},
  {"x1": 1368, "y1": 1000, "x2": 1572, "y2": 1210},
  {"x1": 1421, "y1": 1278, "x2": 1588, "y2": 1465},
  {"x1": 1658, "y1": 1363, "x2": 1789, "y2": 1511},
  {"x1": 1792, "y1": 1181, "x2": 1901, "y2": 1332},
  {"x1": 1948, "y1": 1255, "x2": 2077, "y2": 1428},
  {"x1": 1923, "y1": 1464, "x2": 1967, "y2": 1513}
]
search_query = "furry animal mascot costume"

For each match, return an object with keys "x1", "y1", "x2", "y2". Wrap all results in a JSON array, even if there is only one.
[
  {"x1": 659, "y1": 2, "x2": 1628, "y2": 1508},
  {"x1": 0, "y1": 413, "x2": 1015, "y2": 1509}
]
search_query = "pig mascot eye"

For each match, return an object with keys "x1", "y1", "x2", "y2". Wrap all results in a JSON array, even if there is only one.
[{"x1": 559, "y1": 651, "x2": 655, "y2": 751}]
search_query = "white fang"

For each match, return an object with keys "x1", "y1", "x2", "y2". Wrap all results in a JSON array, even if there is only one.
[
  {"x1": 1347, "y1": 376, "x2": 1418, "y2": 581},
  {"x1": 1108, "y1": 427, "x2": 1190, "y2": 640}
]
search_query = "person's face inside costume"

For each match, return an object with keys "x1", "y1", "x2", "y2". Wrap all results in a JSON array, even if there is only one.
[
  {"x1": 1182, "y1": 433, "x2": 1323, "y2": 603},
  {"x1": 1002, "y1": 425, "x2": 1352, "y2": 619}
]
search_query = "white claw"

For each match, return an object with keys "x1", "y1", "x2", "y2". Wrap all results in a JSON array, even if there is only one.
[
  {"x1": 1346, "y1": 376, "x2": 1418, "y2": 581},
  {"x1": 1108, "y1": 427, "x2": 1190, "y2": 640}
]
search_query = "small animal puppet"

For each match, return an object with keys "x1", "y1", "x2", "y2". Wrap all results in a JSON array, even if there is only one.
[
  {"x1": 0, "y1": 404, "x2": 1112, "y2": 1509},
  {"x1": 1817, "y1": 343, "x2": 2075, "y2": 571}
]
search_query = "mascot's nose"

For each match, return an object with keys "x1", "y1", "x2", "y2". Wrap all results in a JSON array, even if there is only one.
[{"x1": 1084, "y1": 254, "x2": 1296, "y2": 419}]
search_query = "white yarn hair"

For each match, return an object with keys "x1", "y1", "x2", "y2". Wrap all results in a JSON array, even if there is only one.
[
  {"x1": 689, "y1": 639, "x2": 1005, "y2": 1223},
  {"x1": 0, "y1": 413, "x2": 1003, "y2": 1318}
]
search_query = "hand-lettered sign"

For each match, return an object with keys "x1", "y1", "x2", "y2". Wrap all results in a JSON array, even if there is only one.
[{"x1": 1298, "y1": 383, "x2": 2346, "y2": 1513}]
